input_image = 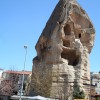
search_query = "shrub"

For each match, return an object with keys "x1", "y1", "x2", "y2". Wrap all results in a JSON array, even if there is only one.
[
  {"x1": 73, "y1": 82, "x2": 85, "y2": 99},
  {"x1": 96, "y1": 97, "x2": 100, "y2": 100}
]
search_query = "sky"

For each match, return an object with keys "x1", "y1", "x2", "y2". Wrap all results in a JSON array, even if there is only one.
[{"x1": 0, "y1": 0, "x2": 100, "y2": 72}]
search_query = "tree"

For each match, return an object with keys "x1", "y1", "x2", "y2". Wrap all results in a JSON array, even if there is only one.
[
  {"x1": 25, "y1": 74, "x2": 31, "y2": 95},
  {"x1": 99, "y1": 71, "x2": 100, "y2": 74},
  {"x1": 73, "y1": 81, "x2": 85, "y2": 99},
  {"x1": 0, "y1": 70, "x2": 19, "y2": 96},
  {"x1": 96, "y1": 97, "x2": 100, "y2": 100}
]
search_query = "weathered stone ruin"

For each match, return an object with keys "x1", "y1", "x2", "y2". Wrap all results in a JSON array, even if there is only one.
[{"x1": 30, "y1": 0, "x2": 95, "y2": 99}]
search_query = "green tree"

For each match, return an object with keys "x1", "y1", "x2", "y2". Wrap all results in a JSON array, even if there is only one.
[
  {"x1": 73, "y1": 82, "x2": 85, "y2": 99},
  {"x1": 96, "y1": 97, "x2": 100, "y2": 100},
  {"x1": 99, "y1": 71, "x2": 100, "y2": 74}
]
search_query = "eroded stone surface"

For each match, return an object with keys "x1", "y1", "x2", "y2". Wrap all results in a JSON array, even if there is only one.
[{"x1": 30, "y1": 0, "x2": 95, "y2": 99}]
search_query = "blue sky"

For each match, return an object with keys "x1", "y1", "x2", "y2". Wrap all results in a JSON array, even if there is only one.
[{"x1": 0, "y1": 0, "x2": 100, "y2": 72}]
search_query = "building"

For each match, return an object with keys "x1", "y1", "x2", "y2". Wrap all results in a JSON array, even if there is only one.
[
  {"x1": 1, "y1": 70, "x2": 31, "y2": 96},
  {"x1": 90, "y1": 84, "x2": 96, "y2": 100},
  {"x1": 0, "y1": 68, "x2": 4, "y2": 84},
  {"x1": 91, "y1": 72, "x2": 100, "y2": 94}
]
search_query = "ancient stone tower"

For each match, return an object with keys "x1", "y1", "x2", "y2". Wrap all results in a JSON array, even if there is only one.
[{"x1": 30, "y1": 0, "x2": 95, "y2": 99}]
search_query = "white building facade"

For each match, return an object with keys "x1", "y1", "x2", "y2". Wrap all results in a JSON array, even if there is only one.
[
  {"x1": 0, "y1": 68, "x2": 4, "y2": 84},
  {"x1": 91, "y1": 72, "x2": 100, "y2": 94}
]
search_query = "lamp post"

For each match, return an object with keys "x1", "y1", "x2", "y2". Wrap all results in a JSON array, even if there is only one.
[{"x1": 20, "y1": 45, "x2": 27, "y2": 100}]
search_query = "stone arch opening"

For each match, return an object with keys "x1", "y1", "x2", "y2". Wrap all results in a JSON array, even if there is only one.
[
  {"x1": 64, "y1": 24, "x2": 71, "y2": 35},
  {"x1": 61, "y1": 50, "x2": 79, "y2": 66},
  {"x1": 78, "y1": 33, "x2": 81, "y2": 38}
]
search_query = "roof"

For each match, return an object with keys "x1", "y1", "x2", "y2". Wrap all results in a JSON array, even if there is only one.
[
  {"x1": 4, "y1": 70, "x2": 32, "y2": 75},
  {"x1": 95, "y1": 94, "x2": 100, "y2": 97}
]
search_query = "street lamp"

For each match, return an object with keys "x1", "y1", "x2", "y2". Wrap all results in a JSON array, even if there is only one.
[{"x1": 20, "y1": 45, "x2": 27, "y2": 100}]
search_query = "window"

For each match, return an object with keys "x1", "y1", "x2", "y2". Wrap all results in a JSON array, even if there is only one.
[{"x1": 79, "y1": 33, "x2": 81, "y2": 38}]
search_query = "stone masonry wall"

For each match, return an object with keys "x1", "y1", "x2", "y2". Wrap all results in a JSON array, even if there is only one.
[{"x1": 30, "y1": 0, "x2": 95, "y2": 100}]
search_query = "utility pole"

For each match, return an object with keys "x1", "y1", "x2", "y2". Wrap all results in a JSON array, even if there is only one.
[{"x1": 19, "y1": 45, "x2": 27, "y2": 100}]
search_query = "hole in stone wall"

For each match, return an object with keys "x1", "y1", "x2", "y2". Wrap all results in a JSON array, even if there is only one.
[
  {"x1": 79, "y1": 33, "x2": 81, "y2": 38},
  {"x1": 64, "y1": 24, "x2": 71, "y2": 35},
  {"x1": 58, "y1": 21, "x2": 62, "y2": 25},
  {"x1": 63, "y1": 40, "x2": 70, "y2": 47},
  {"x1": 61, "y1": 50, "x2": 79, "y2": 66},
  {"x1": 64, "y1": 4, "x2": 66, "y2": 8}
]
